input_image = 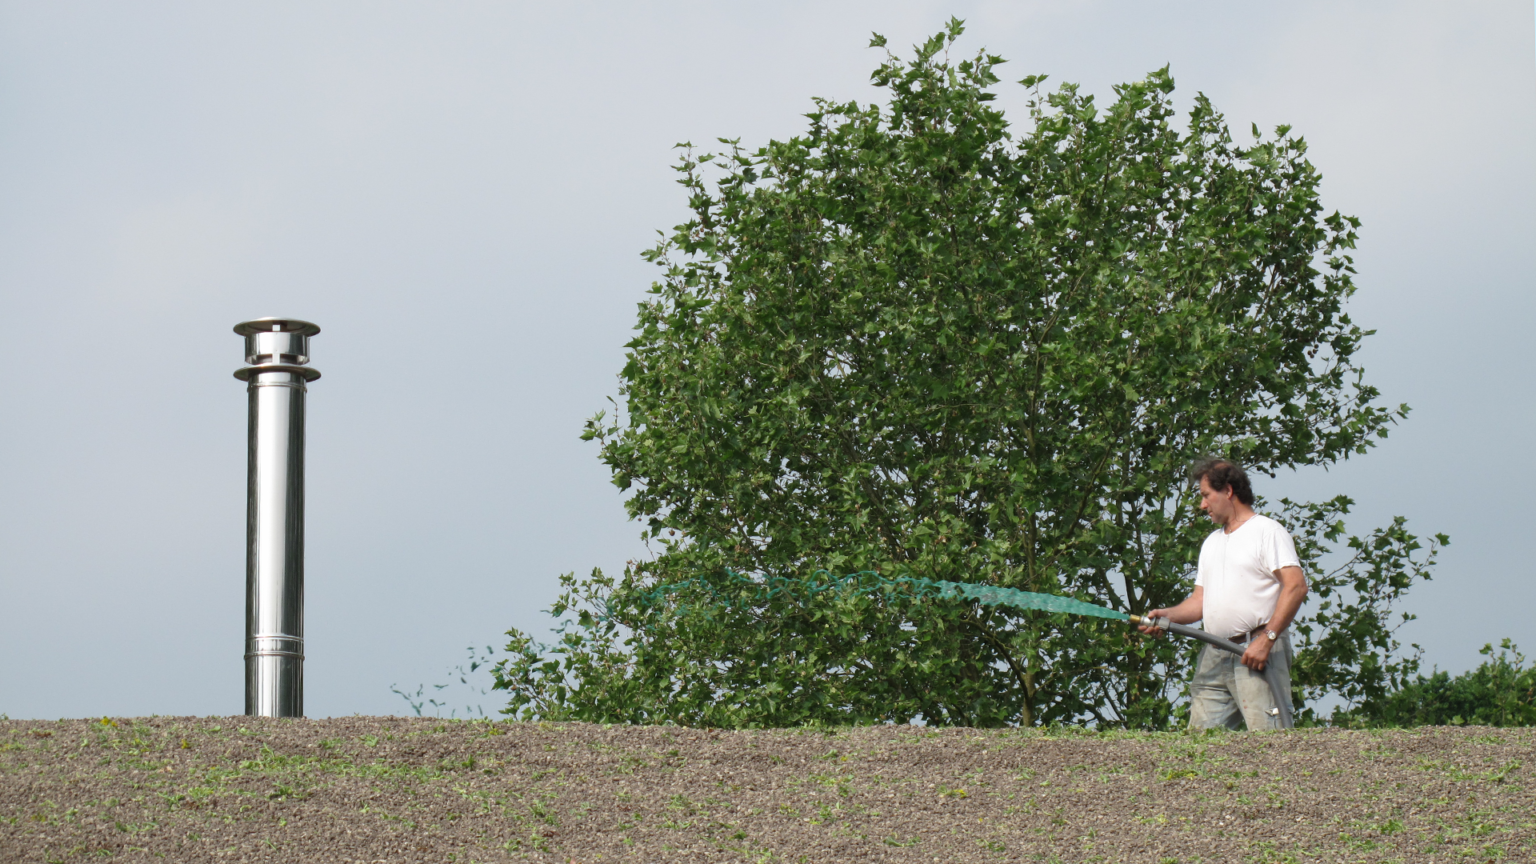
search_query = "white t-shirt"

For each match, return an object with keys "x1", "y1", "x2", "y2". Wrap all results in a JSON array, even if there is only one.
[{"x1": 1194, "y1": 514, "x2": 1302, "y2": 639}]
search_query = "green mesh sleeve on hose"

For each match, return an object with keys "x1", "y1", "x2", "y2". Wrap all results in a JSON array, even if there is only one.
[
  {"x1": 929, "y1": 580, "x2": 1130, "y2": 621},
  {"x1": 627, "y1": 569, "x2": 1130, "y2": 622}
]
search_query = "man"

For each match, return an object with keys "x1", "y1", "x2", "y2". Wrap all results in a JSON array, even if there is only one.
[{"x1": 1139, "y1": 458, "x2": 1309, "y2": 730}]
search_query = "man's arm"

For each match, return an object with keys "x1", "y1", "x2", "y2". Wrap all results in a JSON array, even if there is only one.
[
  {"x1": 1241, "y1": 565, "x2": 1307, "y2": 671},
  {"x1": 1137, "y1": 586, "x2": 1203, "y2": 635}
]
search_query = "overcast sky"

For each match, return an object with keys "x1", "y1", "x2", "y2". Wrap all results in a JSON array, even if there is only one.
[{"x1": 2, "y1": 1, "x2": 1533, "y2": 720}]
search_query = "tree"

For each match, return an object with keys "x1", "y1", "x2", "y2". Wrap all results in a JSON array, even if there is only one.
[{"x1": 492, "y1": 21, "x2": 1442, "y2": 729}]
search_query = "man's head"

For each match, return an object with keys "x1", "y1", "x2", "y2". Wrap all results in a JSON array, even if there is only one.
[{"x1": 1190, "y1": 457, "x2": 1254, "y2": 527}]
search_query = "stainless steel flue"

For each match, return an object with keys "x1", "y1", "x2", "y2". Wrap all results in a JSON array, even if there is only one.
[{"x1": 234, "y1": 318, "x2": 321, "y2": 717}]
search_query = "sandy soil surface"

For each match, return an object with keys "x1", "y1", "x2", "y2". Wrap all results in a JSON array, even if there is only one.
[{"x1": 2, "y1": 717, "x2": 1531, "y2": 863}]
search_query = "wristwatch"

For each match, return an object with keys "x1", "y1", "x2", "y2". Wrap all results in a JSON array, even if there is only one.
[{"x1": 1265, "y1": 629, "x2": 1278, "y2": 642}]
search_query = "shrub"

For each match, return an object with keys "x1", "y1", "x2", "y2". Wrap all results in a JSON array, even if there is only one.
[{"x1": 1337, "y1": 639, "x2": 1535, "y2": 728}]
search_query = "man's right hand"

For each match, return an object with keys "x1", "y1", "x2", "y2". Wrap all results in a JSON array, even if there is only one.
[{"x1": 1137, "y1": 609, "x2": 1171, "y2": 636}]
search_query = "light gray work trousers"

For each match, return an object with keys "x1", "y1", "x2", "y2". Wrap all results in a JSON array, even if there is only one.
[{"x1": 1188, "y1": 632, "x2": 1294, "y2": 731}]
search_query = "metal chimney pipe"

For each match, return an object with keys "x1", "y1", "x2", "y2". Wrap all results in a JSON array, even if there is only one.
[{"x1": 233, "y1": 318, "x2": 321, "y2": 717}]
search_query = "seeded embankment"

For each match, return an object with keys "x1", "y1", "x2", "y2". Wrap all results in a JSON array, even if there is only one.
[{"x1": 1, "y1": 717, "x2": 1531, "y2": 863}]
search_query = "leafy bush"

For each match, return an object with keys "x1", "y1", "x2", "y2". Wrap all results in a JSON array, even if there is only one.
[{"x1": 1335, "y1": 640, "x2": 1536, "y2": 728}]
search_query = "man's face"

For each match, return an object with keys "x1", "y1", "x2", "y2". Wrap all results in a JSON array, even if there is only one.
[{"x1": 1198, "y1": 477, "x2": 1236, "y2": 527}]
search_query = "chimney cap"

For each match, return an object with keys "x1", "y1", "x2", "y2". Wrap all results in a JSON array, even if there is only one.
[{"x1": 234, "y1": 318, "x2": 321, "y2": 337}]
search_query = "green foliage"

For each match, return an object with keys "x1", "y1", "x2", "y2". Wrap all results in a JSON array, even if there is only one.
[
  {"x1": 1280, "y1": 497, "x2": 1447, "y2": 722},
  {"x1": 492, "y1": 21, "x2": 1440, "y2": 729},
  {"x1": 1333, "y1": 640, "x2": 1536, "y2": 728},
  {"x1": 391, "y1": 646, "x2": 495, "y2": 718}
]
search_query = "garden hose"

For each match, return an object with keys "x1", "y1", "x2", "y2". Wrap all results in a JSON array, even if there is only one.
[{"x1": 1128, "y1": 614, "x2": 1293, "y2": 728}]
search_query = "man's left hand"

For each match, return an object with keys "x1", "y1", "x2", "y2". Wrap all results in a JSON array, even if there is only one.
[{"x1": 1241, "y1": 635, "x2": 1272, "y2": 672}]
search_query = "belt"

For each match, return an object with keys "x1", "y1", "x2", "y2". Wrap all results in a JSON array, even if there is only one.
[{"x1": 1231, "y1": 628, "x2": 1270, "y2": 645}]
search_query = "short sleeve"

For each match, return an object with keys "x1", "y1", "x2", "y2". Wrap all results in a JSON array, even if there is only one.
[
  {"x1": 1263, "y1": 520, "x2": 1302, "y2": 574},
  {"x1": 1193, "y1": 530, "x2": 1217, "y2": 587}
]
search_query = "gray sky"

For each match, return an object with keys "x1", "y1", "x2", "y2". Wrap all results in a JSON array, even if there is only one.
[{"x1": 1, "y1": 1, "x2": 1532, "y2": 720}]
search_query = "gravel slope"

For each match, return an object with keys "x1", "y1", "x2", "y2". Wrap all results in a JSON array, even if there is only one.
[{"x1": 2, "y1": 717, "x2": 1531, "y2": 863}]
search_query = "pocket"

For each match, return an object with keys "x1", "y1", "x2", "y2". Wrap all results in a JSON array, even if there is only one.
[{"x1": 1193, "y1": 644, "x2": 1224, "y2": 681}]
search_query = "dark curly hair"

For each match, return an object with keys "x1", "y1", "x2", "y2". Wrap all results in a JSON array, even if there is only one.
[{"x1": 1190, "y1": 457, "x2": 1254, "y2": 506}]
